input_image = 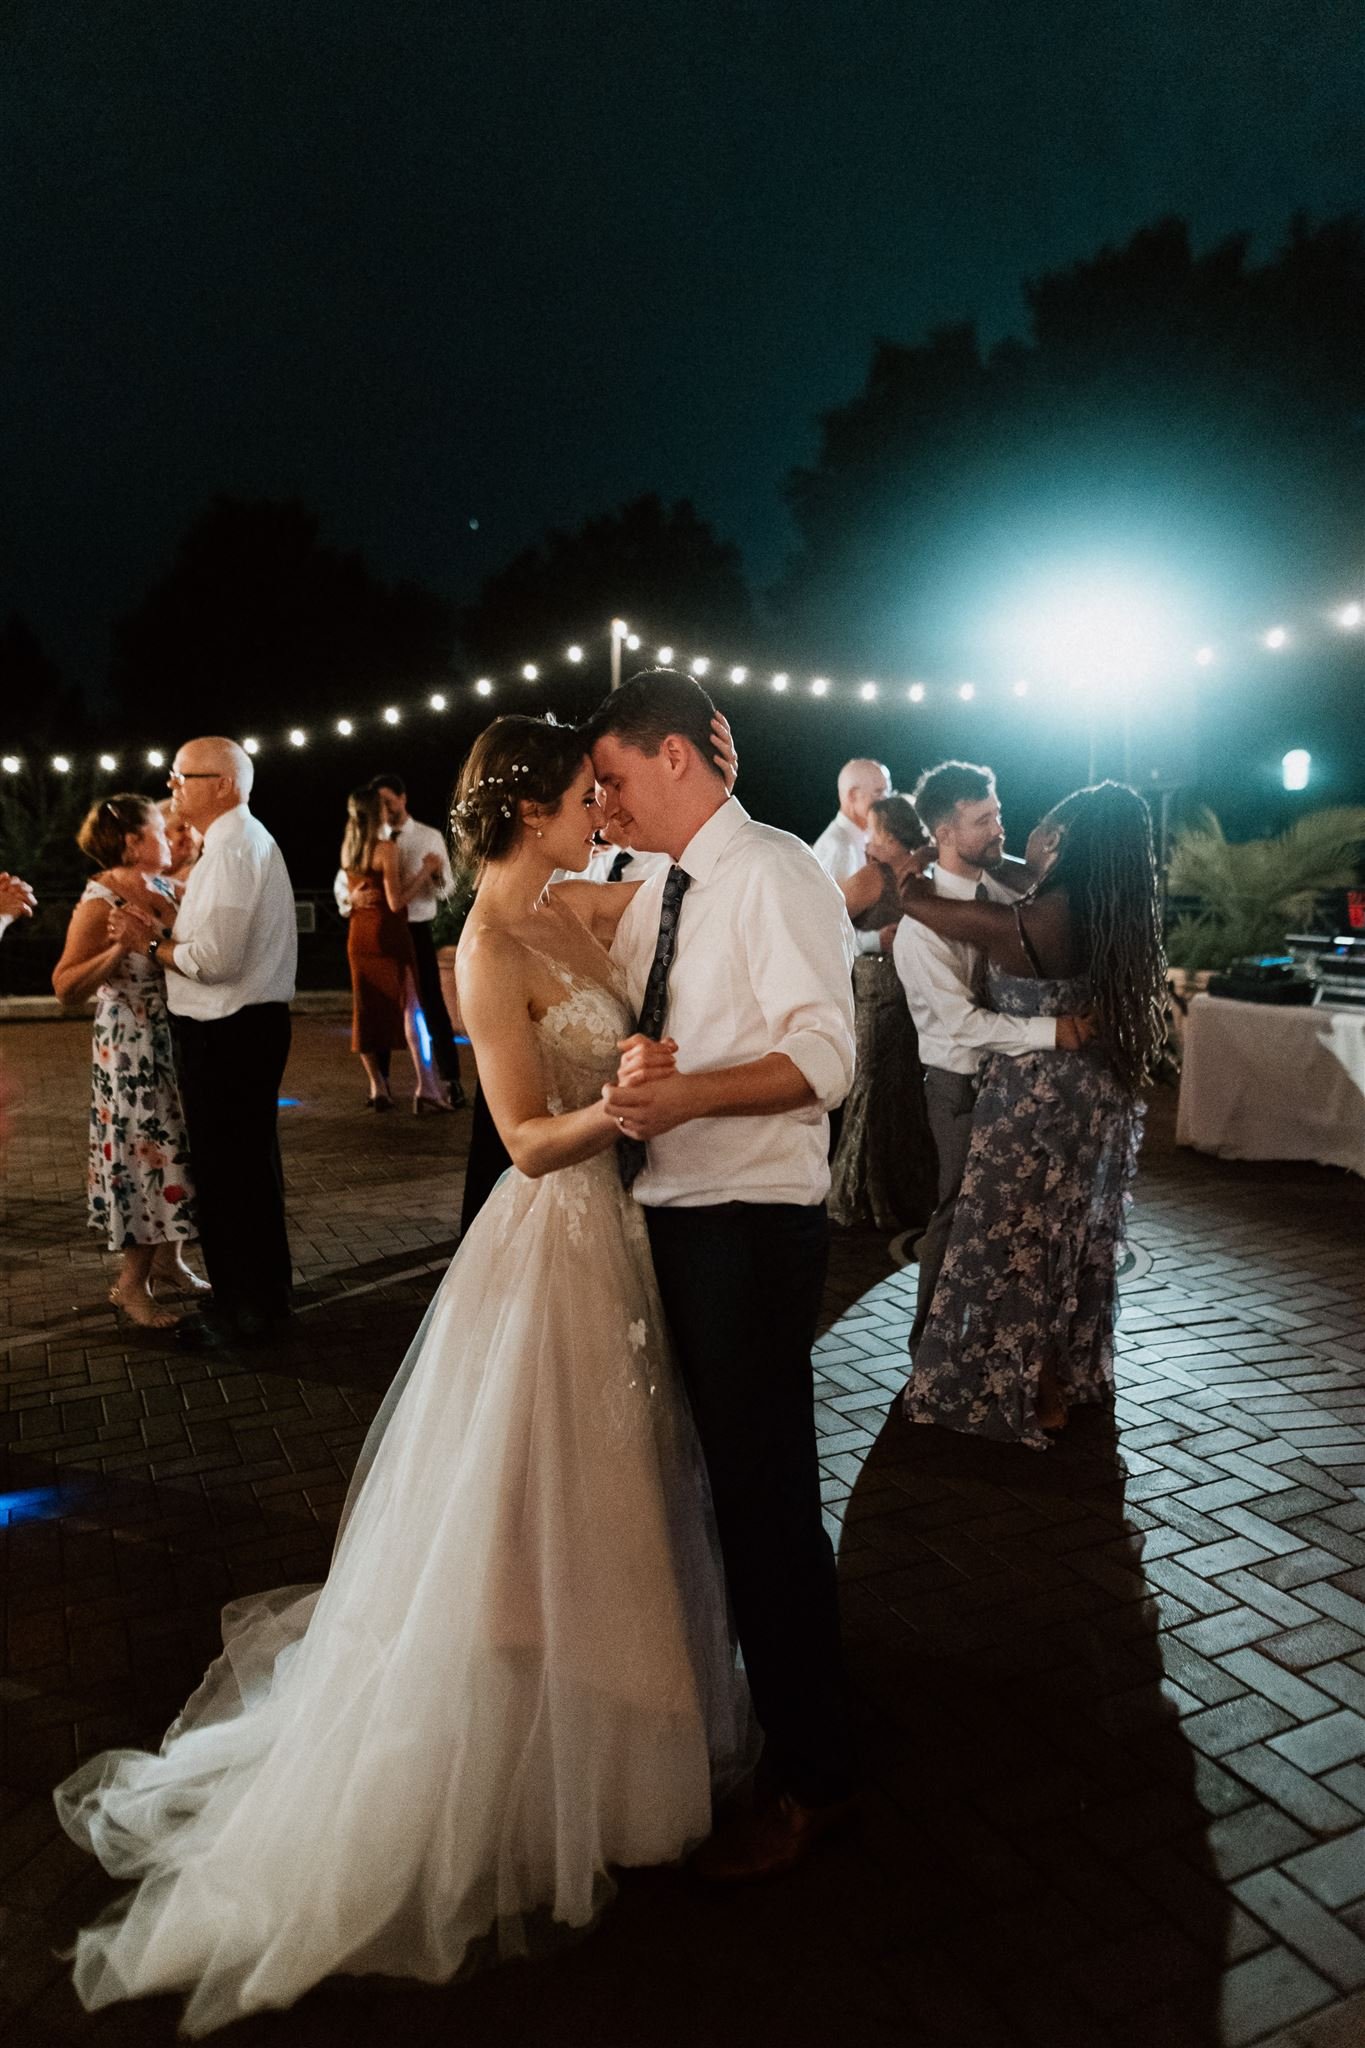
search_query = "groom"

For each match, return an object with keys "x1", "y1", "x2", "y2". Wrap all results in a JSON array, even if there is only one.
[{"x1": 587, "y1": 670, "x2": 857, "y2": 1880}]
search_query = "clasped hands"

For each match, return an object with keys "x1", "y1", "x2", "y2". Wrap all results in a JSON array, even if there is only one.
[
  {"x1": 602, "y1": 1034, "x2": 693, "y2": 1141},
  {"x1": 107, "y1": 903, "x2": 160, "y2": 954}
]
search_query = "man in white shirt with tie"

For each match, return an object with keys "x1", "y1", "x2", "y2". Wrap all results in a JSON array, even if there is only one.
[
  {"x1": 369, "y1": 773, "x2": 467, "y2": 1107},
  {"x1": 110, "y1": 736, "x2": 297, "y2": 1348},
  {"x1": 893, "y1": 760, "x2": 1088, "y2": 1356},
  {"x1": 811, "y1": 758, "x2": 891, "y2": 959},
  {"x1": 589, "y1": 670, "x2": 857, "y2": 1884}
]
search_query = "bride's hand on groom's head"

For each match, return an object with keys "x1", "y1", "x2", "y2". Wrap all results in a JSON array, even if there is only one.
[
  {"x1": 711, "y1": 713, "x2": 738, "y2": 792},
  {"x1": 615, "y1": 1033, "x2": 678, "y2": 1087}
]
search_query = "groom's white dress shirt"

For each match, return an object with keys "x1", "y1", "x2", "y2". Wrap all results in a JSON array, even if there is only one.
[
  {"x1": 892, "y1": 864, "x2": 1056, "y2": 1075},
  {"x1": 612, "y1": 797, "x2": 856, "y2": 1208},
  {"x1": 382, "y1": 816, "x2": 453, "y2": 925},
  {"x1": 168, "y1": 805, "x2": 297, "y2": 1020}
]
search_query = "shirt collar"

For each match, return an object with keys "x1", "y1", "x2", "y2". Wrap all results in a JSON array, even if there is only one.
[
  {"x1": 203, "y1": 803, "x2": 250, "y2": 846},
  {"x1": 679, "y1": 796, "x2": 749, "y2": 884},
  {"x1": 932, "y1": 863, "x2": 983, "y2": 900},
  {"x1": 834, "y1": 811, "x2": 866, "y2": 845}
]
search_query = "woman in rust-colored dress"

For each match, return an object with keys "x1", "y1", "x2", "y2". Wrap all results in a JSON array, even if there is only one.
[{"x1": 341, "y1": 787, "x2": 453, "y2": 1113}]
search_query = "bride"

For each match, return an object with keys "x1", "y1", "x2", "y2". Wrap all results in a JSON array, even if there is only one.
[{"x1": 54, "y1": 713, "x2": 750, "y2": 2036}]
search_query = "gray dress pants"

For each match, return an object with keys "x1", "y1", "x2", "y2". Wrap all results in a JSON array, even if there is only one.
[{"x1": 909, "y1": 1066, "x2": 979, "y2": 1355}]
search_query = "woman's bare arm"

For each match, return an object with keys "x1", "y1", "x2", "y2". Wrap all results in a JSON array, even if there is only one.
[
  {"x1": 457, "y1": 926, "x2": 620, "y2": 1177},
  {"x1": 53, "y1": 895, "x2": 127, "y2": 1007},
  {"x1": 838, "y1": 863, "x2": 882, "y2": 920},
  {"x1": 549, "y1": 877, "x2": 643, "y2": 948}
]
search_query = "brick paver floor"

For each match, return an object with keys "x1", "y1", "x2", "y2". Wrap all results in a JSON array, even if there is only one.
[{"x1": 2, "y1": 1013, "x2": 1364, "y2": 2047}]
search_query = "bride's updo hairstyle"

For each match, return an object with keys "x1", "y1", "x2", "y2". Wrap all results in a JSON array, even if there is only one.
[{"x1": 450, "y1": 714, "x2": 588, "y2": 872}]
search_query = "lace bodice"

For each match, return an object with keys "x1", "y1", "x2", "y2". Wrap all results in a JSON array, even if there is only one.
[{"x1": 531, "y1": 953, "x2": 635, "y2": 1115}]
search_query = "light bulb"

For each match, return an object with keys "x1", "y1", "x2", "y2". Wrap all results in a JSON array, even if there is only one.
[
  {"x1": 475, "y1": 678, "x2": 493, "y2": 697},
  {"x1": 428, "y1": 692, "x2": 448, "y2": 711},
  {"x1": 336, "y1": 718, "x2": 354, "y2": 736},
  {"x1": 289, "y1": 729, "x2": 306, "y2": 748},
  {"x1": 383, "y1": 707, "x2": 401, "y2": 725}
]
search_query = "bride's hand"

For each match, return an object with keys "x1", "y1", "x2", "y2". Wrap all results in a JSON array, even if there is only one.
[
  {"x1": 615, "y1": 1033, "x2": 678, "y2": 1086},
  {"x1": 711, "y1": 713, "x2": 738, "y2": 791}
]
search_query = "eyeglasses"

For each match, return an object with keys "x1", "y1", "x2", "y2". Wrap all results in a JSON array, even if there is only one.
[{"x1": 166, "y1": 770, "x2": 222, "y2": 785}]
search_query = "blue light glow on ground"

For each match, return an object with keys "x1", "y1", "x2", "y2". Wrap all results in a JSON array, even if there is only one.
[{"x1": 0, "y1": 1488, "x2": 65, "y2": 1523}]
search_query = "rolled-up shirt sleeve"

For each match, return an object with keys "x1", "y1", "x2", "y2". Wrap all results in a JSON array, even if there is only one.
[
  {"x1": 746, "y1": 857, "x2": 857, "y2": 1114},
  {"x1": 173, "y1": 849, "x2": 261, "y2": 984}
]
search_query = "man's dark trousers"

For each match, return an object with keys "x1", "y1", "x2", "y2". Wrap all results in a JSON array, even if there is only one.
[
  {"x1": 176, "y1": 1003, "x2": 293, "y2": 1325},
  {"x1": 645, "y1": 1200, "x2": 852, "y2": 1807},
  {"x1": 409, "y1": 922, "x2": 463, "y2": 1091},
  {"x1": 909, "y1": 1065, "x2": 977, "y2": 1353}
]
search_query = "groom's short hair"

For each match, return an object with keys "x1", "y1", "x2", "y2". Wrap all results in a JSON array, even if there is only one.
[
  {"x1": 585, "y1": 669, "x2": 723, "y2": 778},
  {"x1": 912, "y1": 760, "x2": 996, "y2": 834}
]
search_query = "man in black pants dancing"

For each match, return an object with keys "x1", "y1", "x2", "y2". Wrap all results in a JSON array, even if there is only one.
[
  {"x1": 588, "y1": 670, "x2": 857, "y2": 1881},
  {"x1": 369, "y1": 773, "x2": 468, "y2": 1108},
  {"x1": 111, "y1": 735, "x2": 298, "y2": 1349}
]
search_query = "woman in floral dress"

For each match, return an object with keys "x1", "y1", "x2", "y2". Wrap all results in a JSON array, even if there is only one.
[
  {"x1": 896, "y1": 781, "x2": 1167, "y2": 1448},
  {"x1": 53, "y1": 794, "x2": 200, "y2": 1329}
]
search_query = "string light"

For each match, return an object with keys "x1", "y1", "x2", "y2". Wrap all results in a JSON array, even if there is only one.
[
  {"x1": 383, "y1": 707, "x2": 401, "y2": 725},
  {"x1": 859, "y1": 682, "x2": 878, "y2": 701},
  {"x1": 1264, "y1": 626, "x2": 1288, "y2": 650},
  {"x1": 958, "y1": 683, "x2": 976, "y2": 702},
  {"x1": 1012, "y1": 680, "x2": 1029, "y2": 697},
  {"x1": 810, "y1": 677, "x2": 829, "y2": 697},
  {"x1": 691, "y1": 657, "x2": 710, "y2": 676},
  {"x1": 1337, "y1": 603, "x2": 1363, "y2": 630},
  {"x1": 146, "y1": 750, "x2": 164, "y2": 767},
  {"x1": 566, "y1": 646, "x2": 583, "y2": 664},
  {"x1": 243, "y1": 737, "x2": 260, "y2": 755},
  {"x1": 521, "y1": 664, "x2": 539, "y2": 681},
  {"x1": 729, "y1": 666, "x2": 748, "y2": 683},
  {"x1": 2, "y1": 755, "x2": 20, "y2": 773},
  {"x1": 428, "y1": 692, "x2": 448, "y2": 710},
  {"x1": 907, "y1": 683, "x2": 925, "y2": 703},
  {"x1": 656, "y1": 646, "x2": 674, "y2": 664},
  {"x1": 52, "y1": 755, "x2": 71, "y2": 773},
  {"x1": 336, "y1": 718, "x2": 354, "y2": 736},
  {"x1": 626, "y1": 633, "x2": 641, "y2": 651},
  {"x1": 98, "y1": 753, "x2": 118, "y2": 770},
  {"x1": 288, "y1": 729, "x2": 307, "y2": 748},
  {"x1": 610, "y1": 619, "x2": 629, "y2": 641},
  {"x1": 771, "y1": 672, "x2": 789, "y2": 693},
  {"x1": 1195, "y1": 646, "x2": 1216, "y2": 667},
  {"x1": 475, "y1": 678, "x2": 493, "y2": 697}
]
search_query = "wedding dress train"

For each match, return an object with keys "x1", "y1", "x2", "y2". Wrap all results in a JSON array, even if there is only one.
[{"x1": 55, "y1": 956, "x2": 747, "y2": 2035}]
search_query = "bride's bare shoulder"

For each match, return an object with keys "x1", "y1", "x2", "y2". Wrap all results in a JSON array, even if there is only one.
[{"x1": 455, "y1": 917, "x2": 530, "y2": 998}]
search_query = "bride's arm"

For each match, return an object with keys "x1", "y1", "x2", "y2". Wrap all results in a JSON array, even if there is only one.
[
  {"x1": 549, "y1": 876, "x2": 643, "y2": 947},
  {"x1": 457, "y1": 929, "x2": 620, "y2": 1178}
]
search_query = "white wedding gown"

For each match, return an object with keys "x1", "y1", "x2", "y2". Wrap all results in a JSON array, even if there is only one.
[{"x1": 55, "y1": 955, "x2": 749, "y2": 2036}]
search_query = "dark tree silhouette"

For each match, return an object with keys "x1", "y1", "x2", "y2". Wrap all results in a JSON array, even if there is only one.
[
  {"x1": 459, "y1": 494, "x2": 754, "y2": 670},
  {"x1": 110, "y1": 498, "x2": 454, "y2": 740},
  {"x1": 774, "y1": 216, "x2": 1365, "y2": 674}
]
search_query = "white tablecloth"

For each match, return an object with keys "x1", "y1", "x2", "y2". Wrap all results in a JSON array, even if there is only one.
[{"x1": 1177, "y1": 995, "x2": 1365, "y2": 1177}]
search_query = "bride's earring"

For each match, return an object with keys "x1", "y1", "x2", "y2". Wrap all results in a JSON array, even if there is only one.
[{"x1": 535, "y1": 828, "x2": 544, "y2": 838}]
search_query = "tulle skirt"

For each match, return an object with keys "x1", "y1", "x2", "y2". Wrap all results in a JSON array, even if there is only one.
[{"x1": 55, "y1": 1152, "x2": 749, "y2": 2035}]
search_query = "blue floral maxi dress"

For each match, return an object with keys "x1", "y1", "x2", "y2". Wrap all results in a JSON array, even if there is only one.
[
  {"x1": 904, "y1": 964, "x2": 1143, "y2": 1451},
  {"x1": 83, "y1": 879, "x2": 197, "y2": 1250}
]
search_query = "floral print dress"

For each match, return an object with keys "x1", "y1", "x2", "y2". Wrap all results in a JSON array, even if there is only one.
[
  {"x1": 905, "y1": 962, "x2": 1143, "y2": 1450},
  {"x1": 83, "y1": 878, "x2": 196, "y2": 1250}
]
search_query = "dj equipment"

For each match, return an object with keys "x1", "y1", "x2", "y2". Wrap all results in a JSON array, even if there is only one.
[{"x1": 1206, "y1": 955, "x2": 1316, "y2": 1006}]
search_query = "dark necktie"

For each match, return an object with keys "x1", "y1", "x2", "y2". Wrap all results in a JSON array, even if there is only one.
[
  {"x1": 607, "y1": 848, "x2": 633, "y2": 882},
  {"x1": 618, "y1": 864, "x2": 691, "y2": 1189},
  {"x1": 975, "y1": 881, "x2": 989, "y2": 902}
]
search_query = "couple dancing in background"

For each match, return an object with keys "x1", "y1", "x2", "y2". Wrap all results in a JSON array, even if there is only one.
[{"x1": 56, "y1": 671, "x2": 859, "y2": 2034}]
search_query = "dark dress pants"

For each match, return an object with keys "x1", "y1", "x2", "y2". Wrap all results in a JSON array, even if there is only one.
[
  {"x1": 175, "y1": 1003, "x2": 293, "y2": 1324},
  {"x1": 908, "y1": 1065, "x2": 978, "y2": 1354},
  {"x1": 645, "y1": 1200, "x2": 852, "y2": 1807},
  {"x1": 409, "y1": 921, "x2": 464, "y2": 1092},
  {"x1": 459, "y1": 1084, "x2": 512, "y2": 1238}
]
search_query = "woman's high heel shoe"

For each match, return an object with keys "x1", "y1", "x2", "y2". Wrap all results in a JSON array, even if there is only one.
[
  {"x1": 413, "y1": 1092, "x2": 454, "y2": 1115},
  {"x1": 366, "y1": 1094, "x2": 394, "y2": 1113}
]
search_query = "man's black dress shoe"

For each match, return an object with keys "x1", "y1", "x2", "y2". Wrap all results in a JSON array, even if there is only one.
[{"x1": 174, "y1": 1312, "x2": 238, "y2": 1351}]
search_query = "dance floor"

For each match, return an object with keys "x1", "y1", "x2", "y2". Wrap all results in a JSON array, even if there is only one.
[{"x1": 2, "y1": 1013, "x2": 1364, "y2": 2048}]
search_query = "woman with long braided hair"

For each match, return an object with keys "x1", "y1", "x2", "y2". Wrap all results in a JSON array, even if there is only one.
[{"x1": 895, "y1": 780, "x2": 1165, "y2": 1447}]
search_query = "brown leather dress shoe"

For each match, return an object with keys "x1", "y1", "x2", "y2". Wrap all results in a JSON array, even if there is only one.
[{"x1": 690, "y1": 1791, "x2": 857, "y2": 1884}]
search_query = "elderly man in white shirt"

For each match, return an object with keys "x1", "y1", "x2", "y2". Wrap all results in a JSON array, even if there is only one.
[
  {"x1": 590, "y1": 670, "x2": 856, "y2": 1886},
  {"x1": 893, "y1": 760, "x2": 1089, "y2": 1357},
  {"x1": 110, "y1": 736, "x2": 297, "y2": 1349},
  {"x1": 811, "y1": 757, "x2": 891, "y2": 959},
  {"x1": 369, "y1": 772, "x2": 467, "y2": 1107}
]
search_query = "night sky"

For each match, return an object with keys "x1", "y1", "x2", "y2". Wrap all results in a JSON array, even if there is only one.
[{"x1": 6, "y1": 1, "x2": 1364, "y2": 688}]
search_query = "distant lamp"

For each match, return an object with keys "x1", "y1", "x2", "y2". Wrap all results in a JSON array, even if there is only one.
[
  {"x1": 1336, "y1": 603, "x2": 1363, "y2": 630},
  {"x1": 475, "y1": 678, "x2": 494, "y2": 697},
  {"x1": 522, "y1": 664, "x2": 539, "y2": 681},
  {"x1": 656, "y1": 646, "x2": 674, "y2": 665},
  {"x1": 336, "y1": 718, "x2": 354, "y2": 736},
  {"x1": 243, "y1": 737, "x2": 260, "y2": 755},
  {"x1": 1194, "y1": 646, "x2": 1216, "y2": 667},
  {"x1": 429, "y1": 692, "x2": 448, "y2": 710},
  {"x1": 288, "y1": 729, "x2": 306, "y2": 748},
  {"x1": 690, "y1": 656, "x2": 710, "y2": 676},
  {"x1": 1282, "y1": 749, "x2": 1311, "y2": 792},
  {"x1": 146, "y1": 750, "x2": 165, "y2": 768},
  {"x1": 958, "y1": 683, "x2": 976, "y2": 702},
  {"x1": 1, "y1": 755, "x2": 20, "y2": 773},
  {"x1": 810, "y1": 677, "x2": 829, "y2": 697},
  {"x1": 1263, "y1": 626, "x2": 1288, "y2": 651},
  {"x1": 771, "y1": 672, "x2": 789, "y2": 693},
  {"x1": 383, "y1": 707, "x2": 401, "y2": 725},
  {"x1": 566, "y1": 646, "x2": 583, "y2": 664},
  {"x1": 729, "y1": 666, "x2": 748, "y2": 684},
  {"x1": 98, "y1": 753, "x2": 118, "y2": 771},
  {"x1": 625, "y1": 633, "x2": 641, "y2": 651},
  {"x1": 907, "y1": 683, "x2": 925, "y2": 703},
  {"x1": 52, "y1": 755, "x2": 72, "y2": 773},
  {"x1": 860, "y1": 681, "x2": 878, "y2": 702}
]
